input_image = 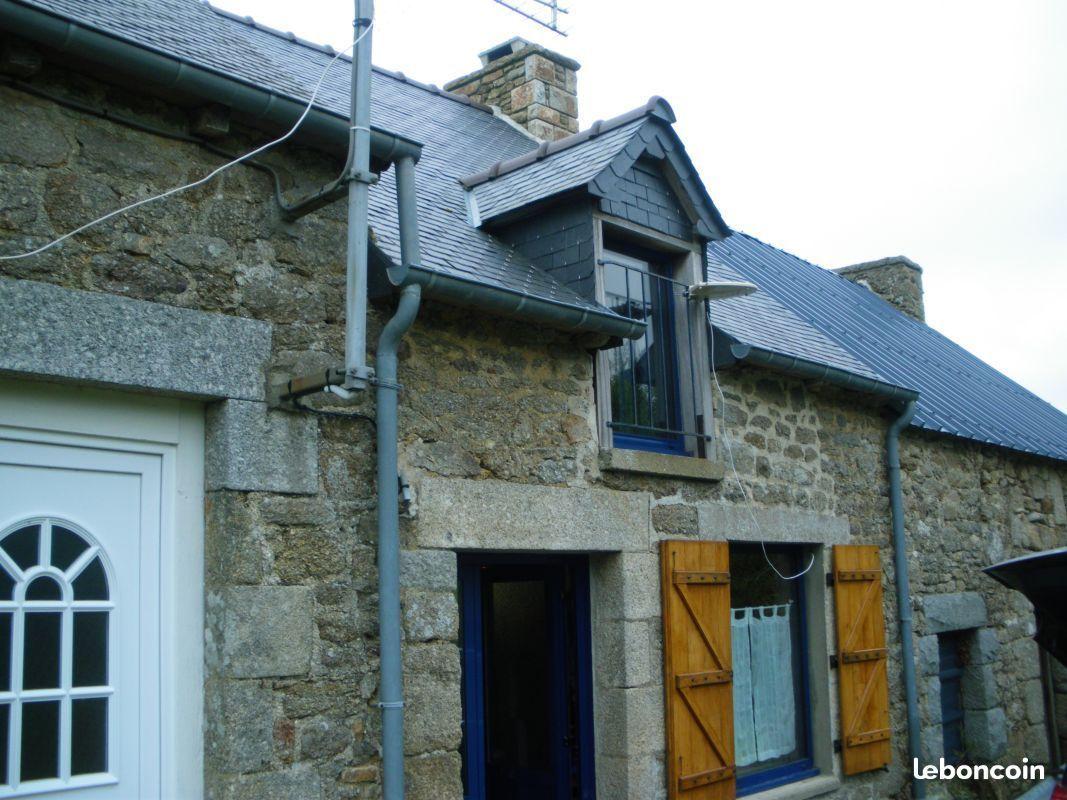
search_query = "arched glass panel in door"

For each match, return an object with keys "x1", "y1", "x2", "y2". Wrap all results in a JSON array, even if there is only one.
[{"x1": 0, "y1": 518, "x2": 113, "y2": 794}]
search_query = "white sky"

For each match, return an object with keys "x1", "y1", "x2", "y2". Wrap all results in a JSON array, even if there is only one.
[{"x1": 217, "y1": 0, "x2": 1067, "y2": 412}]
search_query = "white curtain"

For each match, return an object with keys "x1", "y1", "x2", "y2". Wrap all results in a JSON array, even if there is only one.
[{"x1": 732, "y1": 603, "x2": 796, "y2": 766}]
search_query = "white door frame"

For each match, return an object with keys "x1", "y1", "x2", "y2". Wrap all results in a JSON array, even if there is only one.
[{"x1": 0, "y1": 380, "x2": 204, "y2": 800}]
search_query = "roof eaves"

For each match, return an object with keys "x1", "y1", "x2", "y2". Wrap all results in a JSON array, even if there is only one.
[
  {"x1": 460, "y1": 96, "x2": 676, "y2": 188},
  {"x1": 725, "y1": 338, "x2": 919, "y2": 404}
]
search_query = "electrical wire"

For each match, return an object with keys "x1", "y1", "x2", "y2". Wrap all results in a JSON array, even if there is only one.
[
  {"x1": 708, "y1": 315, "x2": 815, "y2": 581},
  {"x1": 0, "y1": 22, "x2": 372, "y2": 261}
]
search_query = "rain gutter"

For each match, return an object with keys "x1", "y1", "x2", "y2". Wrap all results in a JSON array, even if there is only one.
[
  {"x1": 0, "y1": 0, "x2": 422, "y2": 163},
  {"x1": 409, "y1": 265, "x2": 646, "y2": 342}
]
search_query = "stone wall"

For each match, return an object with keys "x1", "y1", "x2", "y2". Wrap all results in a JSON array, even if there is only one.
[
  {"x1": 443, "y1": 37, "x2": 580, "y2": 141},
  {"x1": 2, "y1": 61, "x2": 1066, "y2": 800}
]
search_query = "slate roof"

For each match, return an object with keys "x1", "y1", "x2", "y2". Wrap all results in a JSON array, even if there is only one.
[
  {"x1": 709, "y1": 233, "x2": 1067, "y2": 462},
  {"x1": 5, "y1": 0, "x2": 1066, "y2": 462},
  {"x1": 8, "y1": 0, "x2": 626, "y2": 324}
]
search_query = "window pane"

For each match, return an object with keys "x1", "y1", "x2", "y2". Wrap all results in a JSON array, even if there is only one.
[
  {"x1": 72, "y1": 557, "x2": 108, "y2": 601},
  {"x1": 0, "y1": 613, "x2": 10, "y2": 691},
  {"x1": 25, "y1": 576, "x2": 62, "y2": 602},
  {"x1": 2, "y1": 526, "x2": 39, "y2": 572},
  {"x1": 71, "y1": 698, "x2": 107, "y2": 775},
  {"x1": 20, "y1": 701, "x2": 59, "y2": 781},
  {"x1": 51, "y1": 526, "x2": 88, "y2": 572},
  {"x1": 604, "y1": 255, "x2": 680, "y2": 444},
  {"x1": 730, "y1": 544, "x2": 808, "y2": 775},
  {"x1": 73, "y1": 612, "x2": 108, "y2": 687},
  {"x1": 0, "y1": 568, "x2": 13, "y2": 601},
  {"x1": 23, "y1": 613, "x2": 61, "y2": 690}
]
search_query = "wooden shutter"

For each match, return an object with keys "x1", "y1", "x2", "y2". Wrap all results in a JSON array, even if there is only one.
[
  {"x1": 661, "y1": 540, "x2": 735, "y2": 800},
  {"x1": 832, "y1": 544, "x2": 891, "y2": 775}
]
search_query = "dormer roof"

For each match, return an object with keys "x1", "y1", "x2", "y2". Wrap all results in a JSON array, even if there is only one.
[{"x1": 462, "y1": 98, "x2": 729, "y2": 239}]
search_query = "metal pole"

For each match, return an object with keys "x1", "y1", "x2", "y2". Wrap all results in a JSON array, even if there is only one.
[
  {"x1": 887, "y1": 400, "x2": 924, "y2": 799},
  {"x1": 377, "y1": 155, "x2": 423, "y2": 800},
  {"x1": 345, "y1": 0, "x2": 375, "y2": 388}
]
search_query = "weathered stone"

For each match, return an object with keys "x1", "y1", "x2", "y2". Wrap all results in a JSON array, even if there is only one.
[
  {"x1": 918, "y1": 635, "x2": 940, "y2": 676},
  {"x1": 922, "y1": 592, "x2": 987, "y2": 634},
  {"x1": 416, "y1": 478, "x2": 650, "y2": 552},
  {"x1": 1022, "y1": 679, "x2": 1045, "y2": 725},
  {"x1": 403, "y1": 664, "x2": 462, "y2": 755},
  {"x1": 297, "y1": 715, "x2": 350, "y2": 759},
  {"x1": 221, "y1": 766, "x2": 322, "y2": 800},
  {"x1": 0, "y1": 276, "x2": 270, "y2": 400},
  {"x1": 697, "y1": 503, "x2": 850, "y2": 544},
  {"x1": 399, "y1": 549, "x2": 458, "y2": 591},
  {"x1": 651, "y1": 502, "x2": 699, "y2": 537},
  {"x1": 961, "y1": 663, "x2": 998, "y2": 710},
  {"x1": 965, "y1": 707, "x2": 1007, "y2": 760},
  {"x1": 340, "y1": 764, "x2": 378, "y2": 784},
  {"x1": 205, "y1": 400, "x2": 318, "y2": 494},
  {"x1": 207, "y1": 679, "x2": 275, "y2": 773},
  {"x1": 970, "y1": 627, "x2": 1000, "y2": 665},
  {"x1": 593, "y1": 551, "x2": 661, "y2": 621},
  {"x1": 402, "y1": 589, "x2": 459, "y2": 642},
  {"x1": 214, "y1": 586, "x2": 315, "y2": 678},
  {"x1": 601, "y1": 448, "x2": 724, "y2": 482},
  {"x1": 598, "y1": 685, "x2": 664, "y2": 757},
  {"x1": 407, "y1": 440, "x2": 481, "y2": 477},
  {"x1": 598, "y1": 619, "x2": 652, "y2": 688},
  {"x1": 405, "y1": 751, "x2": 462, "y2": 800}
]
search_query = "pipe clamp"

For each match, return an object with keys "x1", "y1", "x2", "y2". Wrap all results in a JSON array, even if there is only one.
[{"x1": 378, "y1": 700, "x2": 404, "y2": 709}]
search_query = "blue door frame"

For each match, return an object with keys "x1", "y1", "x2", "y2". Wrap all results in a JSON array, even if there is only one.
[{"x1": 459, "y1": 554, "x2": 597, "y2": 800}]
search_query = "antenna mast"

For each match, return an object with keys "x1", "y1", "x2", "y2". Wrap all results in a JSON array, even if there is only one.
[{"x1": 492, "y1": 0, "x2": 569, "y2": 35}]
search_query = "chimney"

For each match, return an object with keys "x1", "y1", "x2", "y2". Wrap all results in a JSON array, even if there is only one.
[
  {"x1": 444, "y1": 37, "x2": 580, "y2": 141},
  {"x1": 834, "y1": 256, "x2": 925, "y2": 322}
]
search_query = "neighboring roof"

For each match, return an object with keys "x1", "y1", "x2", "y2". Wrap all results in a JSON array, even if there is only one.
[
  {"x1": 4, "y1": 0, "x2": 637, "y2": 335},
  {"x1": 709, "y1": 233, "x2": 1067, "y2": 462},
  {"x1": 462, "y1": 98, "x2": 729, "y2": 238}
]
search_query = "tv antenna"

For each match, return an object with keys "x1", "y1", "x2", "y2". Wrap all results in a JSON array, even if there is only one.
[{"x1": 492, "y1": 0, "x2": 569, "y2": 35}]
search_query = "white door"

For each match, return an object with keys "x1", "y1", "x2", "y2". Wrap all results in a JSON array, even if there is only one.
[{"x1": 0, "y1": 381, "x2": 204, "y2": 799}]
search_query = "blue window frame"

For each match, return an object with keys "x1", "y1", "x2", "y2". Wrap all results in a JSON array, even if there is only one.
[
  {"x1": 602, "y1": 249, "x2": 688, "y2": 456},
  {"x1": 730, "y1": 544, "x2": 819, "y2": 796},
  {"x1": 938, "y1": 633, "x2": 966, "y2": 764},
  {"x1": 459, "y1": 555, "x2": 596, "y2": 800}
]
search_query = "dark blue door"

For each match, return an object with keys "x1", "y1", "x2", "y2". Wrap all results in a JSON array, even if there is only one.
[{"x1": 459, "y1": 556, "x2": 596, "y2": 800}]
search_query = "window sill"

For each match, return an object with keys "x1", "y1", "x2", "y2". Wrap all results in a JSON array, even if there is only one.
[
  {"x1": 599, "y1": 448, "x2": 724, "y2": 482},
  {"x1": 740, "y1": 773, "x2": 839, "y2": 800}
]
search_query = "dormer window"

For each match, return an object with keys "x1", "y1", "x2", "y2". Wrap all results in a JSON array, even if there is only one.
[
  {"x1": 594, "y1": 226, "x2": 714, "y2": 460},
  {"x1": 602, "y1": 251, "x2": 686, "y2": 454}
]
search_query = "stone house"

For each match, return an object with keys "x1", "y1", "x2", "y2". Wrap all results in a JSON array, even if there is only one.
[{"x1": 1, "y1": 2, "x2": 1066, "y2": 800}]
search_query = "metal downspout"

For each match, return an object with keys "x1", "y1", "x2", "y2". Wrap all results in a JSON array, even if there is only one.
[
  {"x1": 345, "y1": 0, "x2": 375, "y2": 387},
  {"x1": 377, "y1": 155, "x2": 422, "y2": 800},
  {"x1": 887, "y1": 400, "x2": 923, "y2": 797}
]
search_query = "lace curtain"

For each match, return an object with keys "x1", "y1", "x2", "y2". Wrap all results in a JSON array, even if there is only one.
[{"x1": 732, "y1": 603, "x2": 796, "y2": 767}]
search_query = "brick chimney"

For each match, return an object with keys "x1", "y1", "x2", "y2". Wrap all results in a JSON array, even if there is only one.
[
  {"x1": 834, "y1": 256, "x2": 925, "y2": 322},
  {"x1": 444, "y1": 37, "x2": 580, "y2": 141}
]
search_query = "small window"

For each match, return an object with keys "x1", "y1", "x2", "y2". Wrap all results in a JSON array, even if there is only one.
[
  {"x1": 599, "y1": 242, "x2": 707, "y2": 456},
  {"x1": 938, "y1": 633, "x2": 966, "y2": 765},
  {"x1": 730, "y1": 543, "x2": 818, "y2": 795},
  {"x1": 0, "y1": 519, "x2": 112, "y2": 792}
]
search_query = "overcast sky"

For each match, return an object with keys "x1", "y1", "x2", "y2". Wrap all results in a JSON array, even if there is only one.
[{"x1": 218, "y1": 0, "x2": 1067, "y2": 412}]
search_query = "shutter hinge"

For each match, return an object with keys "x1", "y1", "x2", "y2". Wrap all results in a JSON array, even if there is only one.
[
  {"x1": 829, "y1": 654, "x2": 839, "y2": 669},
  {"x1": 825, "y1": 571, "x2": 835, "y2": 587},
  {"x1": 833, "y1": 739, "x2": 842, "y2": 753}
]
